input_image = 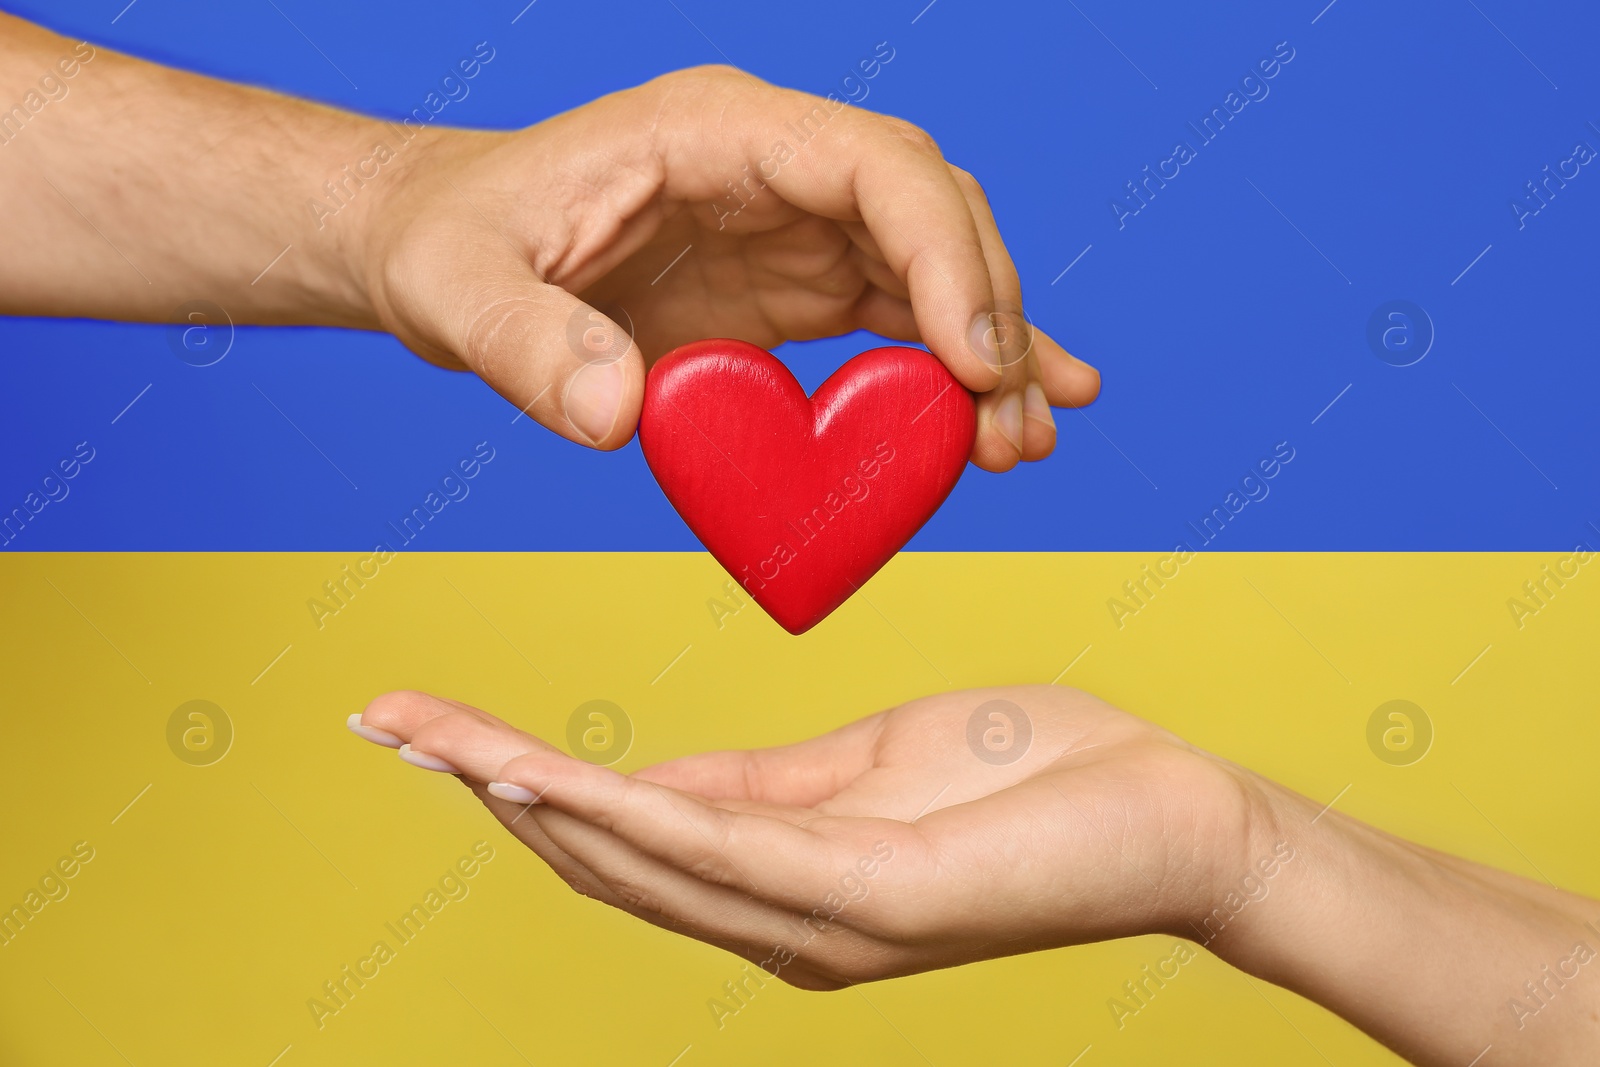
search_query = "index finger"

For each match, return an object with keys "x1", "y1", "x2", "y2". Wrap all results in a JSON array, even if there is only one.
[{"x1": 632, "y1": 711, "x2": 886, "y2": 806}]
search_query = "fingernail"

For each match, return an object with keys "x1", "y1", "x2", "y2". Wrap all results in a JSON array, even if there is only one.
[
  {"x1": 563, "y1": 358, "x2": 626, "y2": 444},
  {"x1": 1023, "y1": 382, "x2": 1055, "y2": 432},
  {"x1": 968, "y1": 310, "x2": 1002, "y2": 372},
  {"x1": 487, "y1": 781, "x2": 540, "y2": 804},
  {"x1": 398, "y1": 744, "x2": 461, "y2": 774},
  {"x1": 994, "y1": 392, "x2": 1023, "y2": 452},
  {"x1": 347, "y1": 713, "x2": 403, "y2": 749}
]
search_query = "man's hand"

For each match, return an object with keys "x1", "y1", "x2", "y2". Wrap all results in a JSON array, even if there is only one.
[
  {"x1": 359, "y1": 65, "x2": 1099, "y2": 469},
  {"x1": 0, "y1": 12, "x2": 1098, "y2": 470}
]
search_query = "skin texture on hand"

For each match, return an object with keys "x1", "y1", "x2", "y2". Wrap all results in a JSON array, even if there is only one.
[
  {"x1": 0, "y1": 15, "x2": 1100, "y2": 469},
  {"x1": 358, "y1": 65, "x2": 1098, "y2": 468},
  {"x1": 353, "y1": 686, "x2": 1600, "y2": 1066},
  {"x1": 357, "y1": 685, "x2": 1254, "y2": 987}
]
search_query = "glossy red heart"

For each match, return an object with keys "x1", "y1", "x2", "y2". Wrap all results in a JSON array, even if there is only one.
[{"x1": 639, "y1": 339, "x2": 976, "y2": 634}]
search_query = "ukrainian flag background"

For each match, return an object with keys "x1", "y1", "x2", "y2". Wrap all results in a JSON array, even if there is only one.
[{"x1": 3, "y1": 2, "x2": 1597, "y2": 1064}]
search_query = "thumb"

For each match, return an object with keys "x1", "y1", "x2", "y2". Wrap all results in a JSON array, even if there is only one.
[{"x1": 410, "y1": 253, "x2": 645, "y2": 449}]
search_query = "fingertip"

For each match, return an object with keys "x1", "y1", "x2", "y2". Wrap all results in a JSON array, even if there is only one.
[
  {"x1": 497, "y1": 750, "x2": 553, "y2": 788},
  {"x1": 969, "y1": 430, "x2": 1023, "y2": 474},
  {"x1": 1021, "y1": 382, "x2": 1057, "y2": 462},
  {"x1": 994, "y1": 390, "x2": 1023, "y2": 453},
  {"x1": 1058, "y1": 357, "x2": 1101, "y2": 408},
  {"x1": 561, "y1": 349, "x2": 645, "y2": 450},
  {"x1": 970, "y1": 448, "x2": 1022, "y2": 474},
  {"x1": 926, "y1": 327, "x2": 1003, "y2": 395},
  {"x1": 1036, "y1": 339, "x2": 1101, "y2": 408},
  {"x1": 965, "y1": 378, "x2": 1030, "y2": 473},
  {"x1": 487, "y1": 781, "x2": 541, "y2": 804},
  {"x1": 347, "y1": 712, "x2": 404, "y2": 749},
  {"x1": 398, "y1": 743, "x2": 463, "y2": 775},
  {"x1": 498, "y1": 748, "x2": 596, "y2": 801},
  {"x1": 358, "y1": 689, "x2": 449, "y2": 738}
]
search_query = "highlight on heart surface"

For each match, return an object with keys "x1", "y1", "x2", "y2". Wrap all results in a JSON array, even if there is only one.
[{"x1": 638, "y1": 339, "x2": 976, "y2": 634}]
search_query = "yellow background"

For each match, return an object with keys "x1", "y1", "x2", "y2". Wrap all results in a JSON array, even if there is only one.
[{"x1": 2, "y1": 551, "x2": 1595, "y2": 1066}]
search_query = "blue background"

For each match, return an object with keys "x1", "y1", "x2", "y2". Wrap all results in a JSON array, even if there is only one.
[{"x1": 2, "y1": 0, "x2": 1595, "y2": 551}]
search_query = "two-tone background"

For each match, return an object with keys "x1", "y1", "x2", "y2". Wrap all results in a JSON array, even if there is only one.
[{"x1": 3, "y1": 1, "x2": 1597, "y2": 1063}]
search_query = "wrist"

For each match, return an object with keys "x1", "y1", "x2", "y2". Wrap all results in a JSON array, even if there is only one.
[
  {"x1": 289, "y1": 113, "x2": 431, "y2": 331},
  {"x1": 1199, "y1": 770, "x2": 1477, "y2": 989},
  {"x1": 1161, "y1": 758, "x2": 1306, "y2": 950},
  {"x1": 340, "y1": 123, "x2": 514, "y2": 337},
  {"x1": 1196, "y1": 771, "x2": 1600, "y2": 1065}
]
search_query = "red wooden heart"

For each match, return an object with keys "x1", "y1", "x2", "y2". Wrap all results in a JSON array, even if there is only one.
[{"x1": 639, "y1": 339, "x2": 976, "y2": 634}]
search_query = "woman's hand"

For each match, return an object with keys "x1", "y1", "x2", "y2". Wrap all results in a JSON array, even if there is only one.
[
  {"x1": 358, "y1": 65, "x2": 1100, "y2": 469},
  {"x1": 350, "y1": 685, "x2": 1255, "y2": 988},
  {"x1": 351, "y1": 685, "x2": 1600, "y2": 1066}
]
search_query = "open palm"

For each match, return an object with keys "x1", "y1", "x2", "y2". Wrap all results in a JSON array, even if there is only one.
[{"x1": 354, "y1": 685, "x2": 1253, "y2": 989}]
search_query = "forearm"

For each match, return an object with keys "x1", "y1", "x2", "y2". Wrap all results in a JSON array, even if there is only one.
[
  {"x1": 1211, "y1": 774, "x2": 1599, "y2": 1065},
  {"x1": 0, "y1": 12, "x2": 396, "y2": 326}
]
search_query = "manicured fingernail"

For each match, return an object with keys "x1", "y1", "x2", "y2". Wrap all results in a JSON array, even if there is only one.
[
  {"x1": 347, "y1": 713, "x2": 403, "y2": 749},
  {"x1": 487, "y1": 781, "x2": 540, "y2": 804},
  {"x1": 968, "y1": 310, "x2": 1003, "y2": 371},
  {"x1": 994, "y1": 392, "x2": 1023, "y2": 452},
  {"x1": 1023, "y1": 382, "x2": 1055, "y2": 432},
  {"x1": 398, "y1": 744, "x2": 461, "y2": 774},
  {"x1": 563, "y1": 358, "x2": 626, "y2": 444}
]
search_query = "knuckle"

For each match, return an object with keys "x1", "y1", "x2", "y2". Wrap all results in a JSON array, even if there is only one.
[
  {"x1": 683, "y1": 819, "x2": 743, "y2": 887},
  {"x1": 677, "y1": 847, "x2": 731, "y2": 887},
  {"x1": 689, "y1": 62, "x2": 744, "y2": 81},
  {"x1": 565, "y1": 878, "x2": 599, "y2": 900},
  {"x1": 606, "y1": 873, "x2": 665, "y2": 915},
  {"x1": 457, "y1": 292, "x2": 539, "y2": 380},
  {"x1": 586, "y1": 808, "x2": 624, "y2": 838},
  {"x1": 651, "y1": 64, "x2": 748, "y2": 97},
  {"x1": 949, "y1": 165, "x2": 987, "y2": 202},
  {"x1": 878, "y1": 116, "x2": 942, "y2": 157}
]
